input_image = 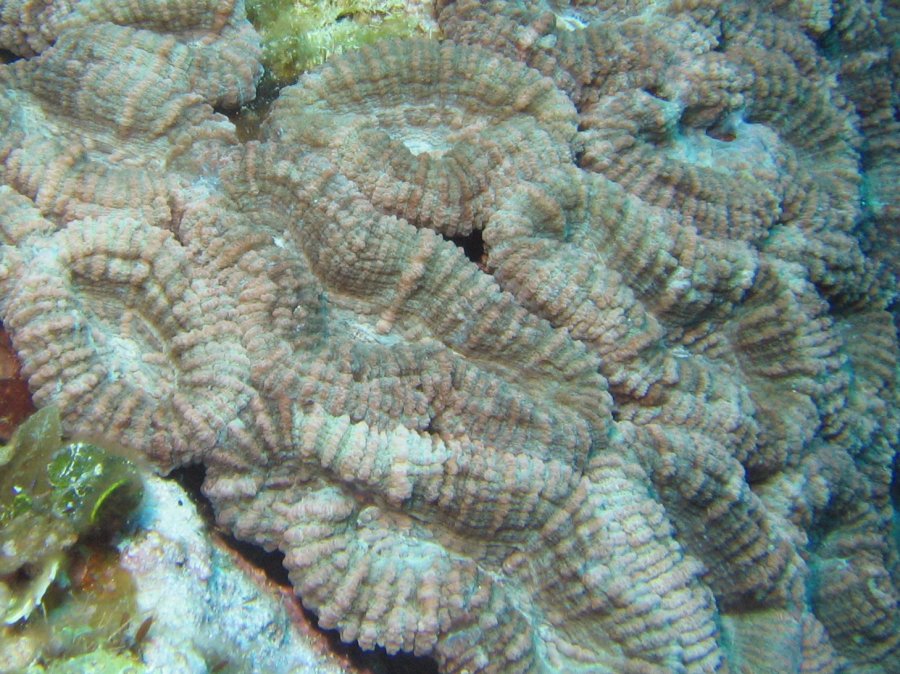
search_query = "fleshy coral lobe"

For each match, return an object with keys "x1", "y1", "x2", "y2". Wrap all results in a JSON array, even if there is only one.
[{"x1": 0, "y1": 0, "x2": 897, "y2": 672}]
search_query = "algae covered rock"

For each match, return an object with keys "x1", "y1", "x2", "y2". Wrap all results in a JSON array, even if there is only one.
[
  {"x1": 26, "y1": 649, "x2": 146, "y2": 674},
  {"x1": 247, "y1": 0, "x2": 437, "y2": 88},
  {"x1": 0, "y1": 407, "x2": 143, "y2": 624}
]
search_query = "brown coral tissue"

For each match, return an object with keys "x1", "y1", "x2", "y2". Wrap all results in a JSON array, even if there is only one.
[
  {"x1": 0, "y1": 324, "x2": 34, "y2": 439},
  {"x1": 0, "y1": 1, "x2": 897, "y2": 672}
]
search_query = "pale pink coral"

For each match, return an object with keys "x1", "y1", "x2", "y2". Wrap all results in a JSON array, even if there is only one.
[{"x1": 0, "y1": 1, "x2": 897, "y2": 673}]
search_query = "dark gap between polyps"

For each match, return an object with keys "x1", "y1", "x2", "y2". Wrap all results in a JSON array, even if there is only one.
[
  {"x1": 445, "y1": 228, "x2": 485, "y2": 266},
  {"x1": 169, "y1": 464, "x2": 440, "y2": 674},
  {"x1": 0, "y1": 48, "x2": 21, "y2": 64}
]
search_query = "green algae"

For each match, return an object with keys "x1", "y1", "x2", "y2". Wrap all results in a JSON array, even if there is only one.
[
  {"x1": 246, "y1": 0, "x2": 438, "y2": 91},
  {"x1": 26, "y1": 649, "x2": 146, "y2": 674},
  {"x1": 0, "y1": 408, "x2": 146, "y2": 672},
  {"x1": 0, "y1": 407, "x2": 143, "y2": 616}
]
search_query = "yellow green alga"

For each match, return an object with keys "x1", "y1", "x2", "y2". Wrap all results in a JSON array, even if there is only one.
[
  {"x1": 0, "y1": 407, "x2": 145, "y2": 672},
  {"x1": 246, "y1": 0, "x2": 438, "y2": 89}
]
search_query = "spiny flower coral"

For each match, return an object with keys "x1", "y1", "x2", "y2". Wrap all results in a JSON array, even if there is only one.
[{"x1": 0, "y1": 0, "x2": 897, "y2": 672}]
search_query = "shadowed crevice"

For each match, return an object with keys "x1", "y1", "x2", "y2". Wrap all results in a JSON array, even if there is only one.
[
  {"x1": 169, "y1": 464, "x2": 440, "y2": 674},
  {"x1": 0, "y1": 48, "x2": 20, "y2": 64},
  {"x1": 446, "y1": 228, "x2": 485, "y2": 267}
]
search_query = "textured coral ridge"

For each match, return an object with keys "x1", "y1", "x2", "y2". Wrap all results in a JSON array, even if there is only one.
[{"x1": 0, "y1": 1, "x2": 898, "y2": 673}]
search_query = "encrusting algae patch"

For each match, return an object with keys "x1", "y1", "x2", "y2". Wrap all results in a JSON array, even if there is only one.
[
  {"x1": 0, "y1": 407, "x2": 145, "y2": 673},
  {"x1": 246, "y1": 0, "x2": 438, "y2": 90}
]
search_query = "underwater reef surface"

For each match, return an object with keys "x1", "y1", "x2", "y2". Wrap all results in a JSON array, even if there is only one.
[{"x1": 0, "y1": 0, "x2": 897, "y2": 672}]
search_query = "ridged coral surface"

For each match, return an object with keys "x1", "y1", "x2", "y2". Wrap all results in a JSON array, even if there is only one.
[{"x1": 0, "y1": 1, "x2": 897, "y2": 672}]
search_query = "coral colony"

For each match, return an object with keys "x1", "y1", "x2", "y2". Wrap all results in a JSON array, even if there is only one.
[{"x1": 0, "y1": 1, "x2": 897, "y2": 673}]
